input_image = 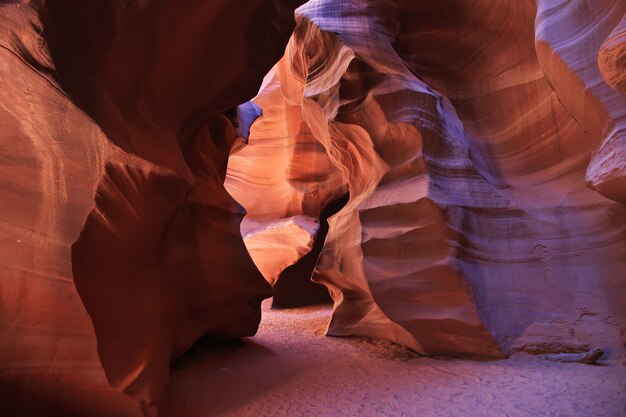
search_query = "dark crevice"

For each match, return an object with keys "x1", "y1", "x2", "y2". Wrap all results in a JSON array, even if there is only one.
[{"x1": 272, "y1": 193, "x2": 350, "y2": 309}]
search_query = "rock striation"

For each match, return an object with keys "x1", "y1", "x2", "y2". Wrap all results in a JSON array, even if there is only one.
[
  {"x1": 1, "y1": 0, "x2": 625, "y2": 415},
  {"x1": 230, "y1": 0, "x2": 626, "y2": 359},
  {"x1": 0, "y1": 1, "x2": 301, "y2": 415}
]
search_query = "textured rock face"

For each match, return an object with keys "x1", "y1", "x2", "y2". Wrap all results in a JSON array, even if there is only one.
[
  {"x1": 0, "y1": 1, "x2": 300, "y2": 415},
  {"x1": 225, "y1": 65, "x2": 347, "y2": 290},
  {"x1": 1, "y1": 0, "x2": 625, "y2": 415},
  {"x1": 229, "y1": 0, "x2": 626, "y2": 359},
  {"x1": 534, "y1": 0, "x2": 626, "y2": 204},
  {"x1": 599, "y1": 14, "x2": 626, "y2": 95},
  {"x1": 0, "y1": 8, "x2": 143, "y2": 416}
]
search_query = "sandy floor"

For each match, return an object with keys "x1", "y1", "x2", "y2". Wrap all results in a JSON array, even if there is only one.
[{"x1": 166, "y1": 303, "x2": 626, "y2": 417}]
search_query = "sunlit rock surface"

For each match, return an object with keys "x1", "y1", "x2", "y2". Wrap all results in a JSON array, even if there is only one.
[
  {"x1": 225, "y1": 66, "x2": 346, "y2": 288},
  {"x1": 230, "y1": 0, "x2": 626, "y2": 359}
]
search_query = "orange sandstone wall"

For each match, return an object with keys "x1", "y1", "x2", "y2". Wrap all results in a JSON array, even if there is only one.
[
  {"x1": 0, "y1": 1, "x2": 301, "y2": 415},
  {"x1": 230, "y1": 0, "x2": 626, "y2": 359},
  {"x1": 1, "y1": 0, "x2": 625, "y2": 415}
]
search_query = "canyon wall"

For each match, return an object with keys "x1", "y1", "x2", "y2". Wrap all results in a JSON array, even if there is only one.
[
  {"x1": 1, "y1": 0, "x2": 625, "y2": 416},
  {"x1": 230, "y1": 0, "x2": 626, "y2": 359},
  {"x1": 0, "y1": 1, "x2": 301, "y2": 415}
]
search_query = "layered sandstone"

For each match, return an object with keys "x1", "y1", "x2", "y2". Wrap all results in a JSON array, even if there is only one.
[
  {"x1": 0, "y1": 1, "x2": 300, "y2": 415},
  {"x1": 1, "y1": 0, "x2": 625, "y2": 415},
  {"x1": 230, "y1": 0, "x2": 626, "y2": 359}
]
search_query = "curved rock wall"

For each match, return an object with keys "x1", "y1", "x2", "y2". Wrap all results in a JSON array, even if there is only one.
[
  {"x1": 1, "y1": 0, "x2": 625, "y2": 415},
  {"x1": 0, "y1": 1, "x2": 301, "y2": 415},
  {"x1": 0, "y1": 7, "x2": 142, "y2": 416},
  {"x1": 225, "y1": 63, "x2": 346, "y2": 287},
  {"x1": 231, "y1": 0, "x2": 626, "y2": 359}
]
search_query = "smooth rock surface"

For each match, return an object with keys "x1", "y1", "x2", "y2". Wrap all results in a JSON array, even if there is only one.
[
  {"x1": 1, "y1": 0, "x2": 625, "y2": 415},
  {"x1": 0, "y1": 1, "x2": 302, "y2": 414},
  {"x1": 228, "y1": 0, "x2": 626, "y2": 359}
]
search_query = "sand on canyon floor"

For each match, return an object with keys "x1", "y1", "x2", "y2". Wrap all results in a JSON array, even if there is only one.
[{"x1": 165, "y1": 302, "x2": 626, "y2": 417}]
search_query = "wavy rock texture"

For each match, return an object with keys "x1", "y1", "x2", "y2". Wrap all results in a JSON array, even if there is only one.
[
  {"x1": 0, "y1": 7, "x2": 142, "y2": 417},
  {"x1": 0, "y1": 1, "x2": 300, "y2": 415},
  {"x1": 225, "y1": 63, "x2": 346, "y2": 304},
  {"x1": 599, "y1": 14, "x2": 626, "y2": 95},
  {"x1": 225, "y1": 74, "x2": 346, "y2": 286},
  {"x1": 230, "y1": 0, "x2": 626, "y2": 358},
  {"x1": 393, "y1": 0, "x2": 626, "y2": 355},
  {"x1": 535, "y1": 0, "x2": 626, "y2": 204},
  {"x1": 2, "y1": 0, "x2": 626, "y2": 415}
]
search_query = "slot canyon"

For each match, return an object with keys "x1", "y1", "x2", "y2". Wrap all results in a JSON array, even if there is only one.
[{"x1": 1, "y1": 0, "x2": 625, "y2": 416}]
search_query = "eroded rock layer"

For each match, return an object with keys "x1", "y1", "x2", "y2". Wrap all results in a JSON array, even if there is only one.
[
  {"x1": 1, "y1": 0, "x2": 626, "y2": 415},
  {"x1": 0, "y1": 1, "x2": 301, "y2": 415},
  {"x1": 230, "y1": 0, "x2": 626, "y2": 359}
]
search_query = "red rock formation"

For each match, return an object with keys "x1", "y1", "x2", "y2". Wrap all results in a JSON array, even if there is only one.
[
  {"x1": 225, "y1": 65, "x2": 347, "y2": 290},
  {"x1": 599, "y1": 14, "x2": 626, "y2": 95},
  {"x1": 392, "y1": 0, "x2": 626, "y2": 355},
  {"x1": 1, "y1": 0, "x2": 625, "y2": 415},
  {"x1": 0, "y1": 1, "x2": 301, "y2": 415},
  {"x1": 230, "y1": 0, "x2": 626, "y2": 359},
  {"x1": 0, "y1": 7, "x2": 143, "y2": 416},
  {"x1": 535, "y1": 0, "x2": 626, "y2": 204}
]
